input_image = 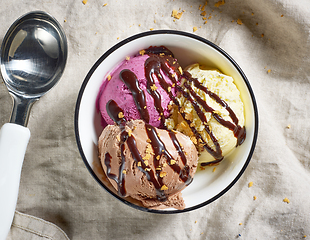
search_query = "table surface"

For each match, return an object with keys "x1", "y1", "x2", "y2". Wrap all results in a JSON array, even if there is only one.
[{"x1": 1, "y1": 0, "x2": 310, "y2": 239}]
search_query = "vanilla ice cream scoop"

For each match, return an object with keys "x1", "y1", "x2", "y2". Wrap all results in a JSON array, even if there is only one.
[{"x1": 165, "y1": 63, "x2": 246, "y2": 165}]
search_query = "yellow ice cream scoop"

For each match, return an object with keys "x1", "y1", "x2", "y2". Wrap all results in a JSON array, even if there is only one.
[{"x1": 165, "y1": 63, "x2": 246, "y2": 165}]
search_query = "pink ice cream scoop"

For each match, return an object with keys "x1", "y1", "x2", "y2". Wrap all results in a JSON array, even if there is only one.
[{"x1": 97, "y1": 47, "x2": 179, "y2": 128}]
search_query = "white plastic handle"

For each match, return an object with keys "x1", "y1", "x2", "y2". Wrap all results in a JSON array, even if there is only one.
[{"x1": 0, "y1": 123, "x2": 30, "y2": 240}]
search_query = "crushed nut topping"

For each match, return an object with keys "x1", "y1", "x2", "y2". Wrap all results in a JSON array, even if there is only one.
[
  {"x1": 128, "y1": 129, "x2": 132, "y2": 137},
  {"x1": 142, "y1": 154, "x2": 151, "y2": 161},
  {"x1": 190, "y1": 136, "x2": 198, "y2": 144},
  {"x1": 185, "y1": 113, "x2": 193, "y2": 121},
  {"x1": 145, "y1": 144, "x2": 154, "y2": 155},
  {"x1": 118, "y1": 112, "x2": 124, "y2": 119},
  {"x1": 178, "y1": 67, "x2": 183, "y2": 74},
  {"x1": 151, "y1": 84, "x2": 158, "y2": 91}
]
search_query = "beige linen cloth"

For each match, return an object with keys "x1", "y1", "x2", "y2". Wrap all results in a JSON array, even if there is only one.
[
  {"x1": 0, "y1": 0, "x2": 309, "y2": 239},
  {"x1": 6, "y1": 211, "x2": 69, "y2": 240}
]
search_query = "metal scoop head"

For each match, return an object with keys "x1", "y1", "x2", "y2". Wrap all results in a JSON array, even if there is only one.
[{"x1": 0, "y1": 11, "x2": 68, "y2": 125}]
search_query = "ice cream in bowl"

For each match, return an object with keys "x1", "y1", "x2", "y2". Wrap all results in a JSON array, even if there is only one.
[{"x1": 75, "y1": 30, "x2": 258, "y2": 213}]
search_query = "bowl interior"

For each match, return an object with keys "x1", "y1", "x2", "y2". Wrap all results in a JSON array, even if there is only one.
[{"x1": 75, "y1": 31, "x2": 258, "y2": 213}]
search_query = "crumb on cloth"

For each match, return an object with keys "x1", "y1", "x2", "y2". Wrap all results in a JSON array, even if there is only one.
[
  {"x1": 214, "y1": 0, "x2": 225, "y2": 7},
  {"x1": 172, "y1": 9, "x2": 183, "y2": 19}
]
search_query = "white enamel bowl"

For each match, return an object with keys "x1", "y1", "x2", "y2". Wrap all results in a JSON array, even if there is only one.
[{"x1": 75, "y1": 30, "x2": 258, "y2": 213}]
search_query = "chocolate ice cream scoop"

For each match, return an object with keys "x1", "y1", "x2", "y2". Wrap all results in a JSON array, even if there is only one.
[{"x1": 98, "y1": 100, "x2": 198, "y2": 209}]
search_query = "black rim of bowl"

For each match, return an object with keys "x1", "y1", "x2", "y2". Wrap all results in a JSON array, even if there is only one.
[{"x1": 74, "y1": 29, "x2": 259, "y2": 214}]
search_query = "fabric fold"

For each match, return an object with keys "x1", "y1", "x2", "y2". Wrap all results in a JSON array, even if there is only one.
[{"x1": 6, "y1": 211, "x2": 69, "y2": 240}]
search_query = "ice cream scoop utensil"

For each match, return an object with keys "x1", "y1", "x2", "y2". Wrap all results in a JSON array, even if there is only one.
[{"x1": 0, "y1": 11, "x2": 67, "y2": 240}]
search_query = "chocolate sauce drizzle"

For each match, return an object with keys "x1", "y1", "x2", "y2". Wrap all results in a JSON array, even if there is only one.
[
  {"x1": 145, "y1": 123, "x2": 192, "y2": 186},
  {"x1": 105, "y1": 100, "x2": 127, "y2": 196},
  {"x1": 120, "y1": 69, "x2": 150, "y2": 123},
  {"x1": 145, "y1": 57, "x2": 165, "y2": 126},
  {"x1": 106, "y1": 46, "x2": 246, "y2": 168},
  {"x1": 104, "y1": 100, "x2": 192, "y2": 201}
]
